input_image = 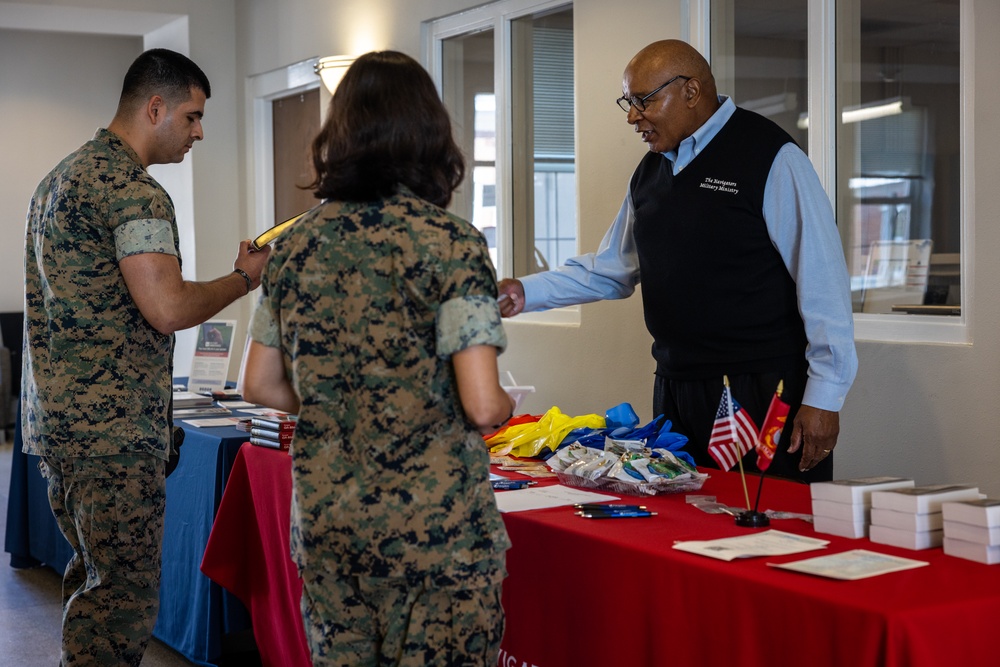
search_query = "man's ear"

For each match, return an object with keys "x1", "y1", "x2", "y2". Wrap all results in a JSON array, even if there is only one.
[
  {"x1": 146, "y1": 95, "x2": 165, "y2": 125},
  {"x1": 683, "y1": 78, "x2": 701, "y2": 107}
]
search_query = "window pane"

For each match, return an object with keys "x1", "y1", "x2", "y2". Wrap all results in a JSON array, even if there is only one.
[
  {"x1": 838, "y1": 1, "x2": 961, "y2": 314},
  {"x1": 710, "y1": 1, "x2": 808, "y2": 148},
  {"x1": 442, "y1": 29, "x2": 497, "y2": 266},
  {"x1": 510, "y1": 5, "x2": 575, "y2": 277}
]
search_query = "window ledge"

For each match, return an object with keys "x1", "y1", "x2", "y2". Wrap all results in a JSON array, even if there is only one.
[
  {"x1": 854, "y1": 312, "x2": 969, "y2": 345},
  {"x1": 505, "y1": 304, "x2": 581, "y2": 327}
]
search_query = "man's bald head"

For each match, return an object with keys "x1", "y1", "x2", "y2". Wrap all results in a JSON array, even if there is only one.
[{"x1": 626, "y1": 40, "x2": 717, "y2": 107}]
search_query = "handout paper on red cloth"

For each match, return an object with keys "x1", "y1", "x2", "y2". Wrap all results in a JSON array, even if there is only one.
[
  {"x1": 494, "y1": 484, "x2": 618, "y2": 513},
  {"x1": 672, "y1": 529, "x2": 829, "y2": 561}
]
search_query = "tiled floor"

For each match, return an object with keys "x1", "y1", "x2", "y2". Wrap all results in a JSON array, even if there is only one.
[{"x1": 0, "y1": 440, "x2": 201, "y2": 666}]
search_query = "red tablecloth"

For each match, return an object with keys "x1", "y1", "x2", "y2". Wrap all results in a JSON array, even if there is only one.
[
  {"x1": 200, "y1": 443, "x2": 311, "y2": 667},
  {"x1": 202, "y1": 445, "x2": 1000, "y2": 667}
]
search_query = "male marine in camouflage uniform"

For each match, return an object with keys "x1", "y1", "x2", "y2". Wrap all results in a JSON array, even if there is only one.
[
  {"x1": 249, "y1": 190, "x2": 511, "y2": 666},
  {"x1": 22, "y1": 49, "x2": 269, "y2": 665}
]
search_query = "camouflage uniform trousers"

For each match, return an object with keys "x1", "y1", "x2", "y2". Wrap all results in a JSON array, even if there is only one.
[
  {"x1": 39, "y1": 453, "x2": 166, "y2": 667},
  {"x1": 300, "y1": 566, "x2": 505, "y2": 667}
]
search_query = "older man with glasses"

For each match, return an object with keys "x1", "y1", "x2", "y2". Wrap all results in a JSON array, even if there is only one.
[{"x1": 498, "y1": 38, "x2": 857, "y2": 483}]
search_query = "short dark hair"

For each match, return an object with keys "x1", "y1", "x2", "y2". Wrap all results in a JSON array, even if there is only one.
[
  {"x1": 119, "y1": 48, "x2": 211, "y2": 110},
  {"x1": 309, "y1": 50, "x2": 465, "y2": 208}
]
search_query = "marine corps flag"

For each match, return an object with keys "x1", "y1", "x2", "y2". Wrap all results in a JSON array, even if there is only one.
[{"x1": 755, "y1": 380, "x2": 790, "y2": 472}]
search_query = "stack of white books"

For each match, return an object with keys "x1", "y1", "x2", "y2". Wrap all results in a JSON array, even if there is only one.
[
  {"x1": 870, "y1": 484, "x2": 981, "y2": 550},
  {"x1": 172, "y1": 390, "x2": 214, "y2": 409},
  {"x1": 942, "y1": 499, "x2": 1000, "y2": 564},
  {"x1": 810, "y1": 476, "x2": 914, "y2": 539}
]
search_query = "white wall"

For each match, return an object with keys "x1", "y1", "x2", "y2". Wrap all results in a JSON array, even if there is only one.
[
  {"x1": 0, "y1": 30, "x2": 140, "y2": 314},
  {"x1": 0, "y1": 0, "x2": 245, "y2": 378},
  {"x1": 3, "y1": 0, "x2": 1000, "y2": 497}
]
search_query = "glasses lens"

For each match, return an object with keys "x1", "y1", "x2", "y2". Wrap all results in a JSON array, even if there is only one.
[{"x1": 617, "y1": 96, "x2": 642, "y2": 112}]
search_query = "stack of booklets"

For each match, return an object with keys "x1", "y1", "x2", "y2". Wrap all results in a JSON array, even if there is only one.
[
  {"x1": 249, "y1": 415, "x2": 297, "y2": 451},
  {"x1": 172, "y1": 391, "x2": 231, "y2": 417},
  {"x1": 869, "y1": 484, "x2": 982, "y2": 550},
  {"x1": 810, "y1": 476, "x2": 915, "y2": 538},
  {"x1": 942, "y1": 499, "x2": 1000, "y2": 564},
  {"x1": 172, "y1": 391, "x2": 214, "y2": 409}
]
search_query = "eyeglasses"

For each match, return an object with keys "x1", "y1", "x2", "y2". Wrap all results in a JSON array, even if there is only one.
[{"x1": 616, "y1": 75, "x2": 691, "y2": 112}]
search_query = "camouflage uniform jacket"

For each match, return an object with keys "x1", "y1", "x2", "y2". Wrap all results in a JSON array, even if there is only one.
[
  {"x1": 250, "y1": 190, "x2": 511, "y2": 588},
  {"x1": 22, "y1": 128, "x2": 178, "y2": 460}
]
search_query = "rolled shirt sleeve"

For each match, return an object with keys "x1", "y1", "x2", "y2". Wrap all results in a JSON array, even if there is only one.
[
  {"x1": 113, "y1": 217, "x2": 178, "y2": 260},
  {"x1": 436, "y1": 294, "x2": 507, "y2": 357}
]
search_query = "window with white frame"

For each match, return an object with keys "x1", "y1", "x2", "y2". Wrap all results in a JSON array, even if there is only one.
[
  {"x1": 427, "y1": 0, "x2": 575, "y2": 281},
  {"x1": 705, "y1": 0, "x2": 965, "y2": 343}
]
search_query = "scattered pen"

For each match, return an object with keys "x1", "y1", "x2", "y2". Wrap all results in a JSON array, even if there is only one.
[
  {"x1": 580, "y1": 511, "x2": 657, "y2": 519},
  {"x1": 491, "y1": 479, "x2": 535, "y2": 491},
  {"x1": 573, "y1": 504, "x2": 647, "y2": 510}
]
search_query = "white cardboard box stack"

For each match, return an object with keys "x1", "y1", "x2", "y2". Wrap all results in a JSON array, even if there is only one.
[
  {"x1": 810, "y1": 476, "x2": 915, "y2": 539},
  {"x1": 869, "y1": 484, "x2": 981, "y2": 550},
  {"x1": 942, "y1": 498, "x2": 1000, "y2": 564}
]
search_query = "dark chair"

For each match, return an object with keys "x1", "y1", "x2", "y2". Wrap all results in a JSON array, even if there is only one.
[{"x1": 0, "y1": 311, "x2": 23, "y2": 433}]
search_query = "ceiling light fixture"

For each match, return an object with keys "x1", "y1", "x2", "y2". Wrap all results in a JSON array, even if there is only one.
[{"x1": 797, "y1": 96, "x2": 907, "y2": 130}]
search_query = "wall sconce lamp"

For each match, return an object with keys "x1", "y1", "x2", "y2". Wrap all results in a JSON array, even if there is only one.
[{"x1": 314, "y1": 56, "x2": 355, "y2": 94}]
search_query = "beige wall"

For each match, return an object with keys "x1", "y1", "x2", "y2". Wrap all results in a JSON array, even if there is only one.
[
  {"x1": 0, "y1": 29, "x2": 141, "y2": 314},
  {"x1": 3, "y1": 0, "x2": 1000, "y2": 496},
  {"x1": 0, "y1": 0, "x2": 241, "y2": 376}
]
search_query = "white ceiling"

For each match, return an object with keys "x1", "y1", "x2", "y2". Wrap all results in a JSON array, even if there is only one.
[{"x1": 0, "y1": 2, "x2": 181, "y2": 37}]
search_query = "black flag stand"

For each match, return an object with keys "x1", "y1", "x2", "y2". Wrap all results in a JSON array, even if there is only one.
[{"x1": 735, "y1": 469, "x2": 770, "y2": 527}]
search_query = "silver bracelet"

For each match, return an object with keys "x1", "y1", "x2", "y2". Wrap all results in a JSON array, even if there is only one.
[{"x1": 233, "y1": 268, "x2": 252, "y2": 294}]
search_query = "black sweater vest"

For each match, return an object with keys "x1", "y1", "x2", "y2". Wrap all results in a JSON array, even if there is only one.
[{"x1": 629, "y1": 107, "x2": 807, "y2": 379}]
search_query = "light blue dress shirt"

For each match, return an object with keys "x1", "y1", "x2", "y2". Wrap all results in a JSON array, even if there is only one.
[{"x1": 519, "y1": 97, "x2": 858, "y2": 412}]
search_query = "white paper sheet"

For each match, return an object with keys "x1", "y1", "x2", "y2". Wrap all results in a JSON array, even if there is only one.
[
  {"x1": 672, "y1": 529, "x2": 829, "y2": 561},
  {"x1": 768, "y1": 548, "x2": 929, "y2": 580},
  {"x1": 494, "y1": 484, "x2": 619, "y2": 513}
]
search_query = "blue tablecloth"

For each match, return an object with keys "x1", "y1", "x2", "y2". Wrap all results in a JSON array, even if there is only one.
[{"x1": 4, "y1": 403, "x2": 253, "y2": 666}]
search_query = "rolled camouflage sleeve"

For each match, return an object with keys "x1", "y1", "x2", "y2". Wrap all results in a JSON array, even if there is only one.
[
  {"x1": 436, "y1": 294, "x2": 507, "y2": 358},
  {"x1": 113, "y1": 218, "x2": 177, "y2": 260},
  {"x1": 249, "y1": 292, "x2": 281, "y2": 348}
]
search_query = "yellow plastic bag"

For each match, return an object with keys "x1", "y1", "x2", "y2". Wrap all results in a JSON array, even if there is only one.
[{"x1": 486, "y1": 406, "x2": 605, "y2": 458}]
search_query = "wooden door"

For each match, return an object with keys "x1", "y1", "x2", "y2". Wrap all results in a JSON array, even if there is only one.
[{"x1": 272, "y1": 89, "x2": 321, "y2": 223}]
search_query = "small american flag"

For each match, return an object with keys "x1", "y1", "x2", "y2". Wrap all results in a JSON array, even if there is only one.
[{"x1": 707, "y1": 381, "x2": 759, "y2": 471}]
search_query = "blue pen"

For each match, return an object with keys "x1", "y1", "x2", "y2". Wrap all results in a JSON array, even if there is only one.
[
  {"x1": 580, "y1": 510, "x2": 656, "y2": 519},
  {"x1": 573, "y1": 504, "x2": 647, "y2": 511},
  {"x1": 491, "y1": 479, "x2": 535, "y2": 490}
]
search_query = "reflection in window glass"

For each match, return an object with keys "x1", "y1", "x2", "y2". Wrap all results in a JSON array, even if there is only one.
[
  {"x1": 442, "y1": 30, "x2": 496, "y2": 265},
  {"x1": 437, "y1": 2, "x2": 575, "y2": 280},
  {"x1": 712, "y1": 0, "x2": 961, "y2": 317},
  {"x1": 510, "y1": 6, "x2": 575, "y2": 276},
  {"x1": 710, "y1": 1, "x2": 808, "y2": 152},
  {"x1": 838, "y1": 1, "x2": 960, "y2": 314}
]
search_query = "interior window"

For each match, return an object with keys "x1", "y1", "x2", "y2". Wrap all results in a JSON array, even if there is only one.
[
  {"x1": 433, "y1": 1, "x2": 576, "y2": 281},
  {"x1": 710, "y1": 0, "x2": 961, "y2": 321}
]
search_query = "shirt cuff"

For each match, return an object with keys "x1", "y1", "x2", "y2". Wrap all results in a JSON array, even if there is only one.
[{"x1": 802, "y1": 377, "x2": 852, "y2": 412}]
